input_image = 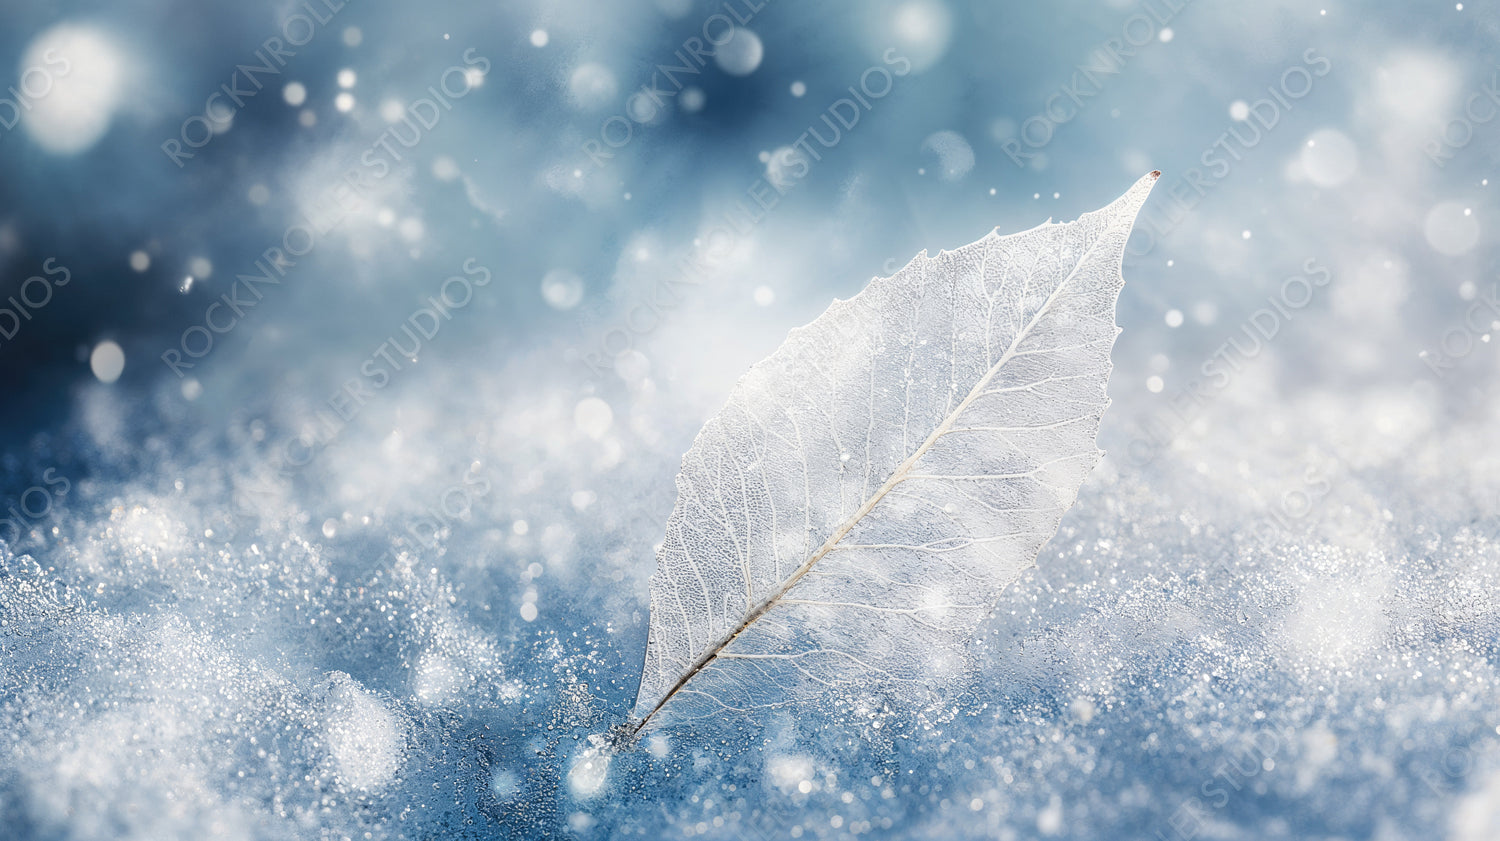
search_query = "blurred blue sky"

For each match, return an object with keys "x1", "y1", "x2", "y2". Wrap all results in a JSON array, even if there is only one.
[
  {"x1": 2, "y1": 1, "x2": 1499, "y2": 839},
  {"x1": 3, "y1": 0, "x2": 1489, "y2": 417}
]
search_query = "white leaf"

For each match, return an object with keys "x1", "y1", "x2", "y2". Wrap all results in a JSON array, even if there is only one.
[{"x1": 628, "y1": 173, "x2": 1159, "y2": 734}]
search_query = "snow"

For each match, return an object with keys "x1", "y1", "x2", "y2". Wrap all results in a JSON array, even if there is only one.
[
  {"x1": 324, "y1": 674, "x2": 406, "y2": 791},
  {"x1": 2, "y1": 0, "x2": 1499, "y2": 839}
]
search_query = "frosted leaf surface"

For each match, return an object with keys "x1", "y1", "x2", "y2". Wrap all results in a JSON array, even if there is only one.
[{"x1": 630, "y1": 173, "x2": 1160, "y2": 730}]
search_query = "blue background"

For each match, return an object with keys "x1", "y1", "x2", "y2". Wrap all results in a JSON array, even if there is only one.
[{"x1": 2, "y1": 1, "x2": 1498, "y2": 839}]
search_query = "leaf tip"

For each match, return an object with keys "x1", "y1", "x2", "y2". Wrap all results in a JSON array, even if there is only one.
[{"x1": 1105, "y1": 171, "x2": 1162, "y2": 225}]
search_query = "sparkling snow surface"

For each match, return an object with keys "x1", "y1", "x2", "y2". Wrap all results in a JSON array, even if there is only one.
[{"x1": 1, "y1": 1, "x2": 1498, "y2": 839}]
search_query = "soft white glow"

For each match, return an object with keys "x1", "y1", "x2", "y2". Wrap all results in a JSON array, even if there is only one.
[
  {"x1": 885, "y1": 0, "x2": 953, "y2": 71},
  {"x1": 18, "y1": 25, "x2": 126, "y2": 155},
  {"x1": 89, "y1": 341, "x2": 125, "y2": 383},
  {"x1": 715, "y1": 28, "x2": 764, "y2": 76},
  {"x1": 1425, "y1": 202, "x2": 1479, "y2": 255},
  {"x1": 541, "y1": 270, "x2": 584, "y2": 310},
  {"x1": 1300, "y1": 129, "x2": 1358, "y2": 188},
  {"x1": 920, "y1": 130, "x2": 975, "y2": 182},
  {"x1": 568, "y1": 63, "x2": 618, "y2": 110},
  {"x1": 574, "y1": 397, "x2": 613, "y2": 440}
]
